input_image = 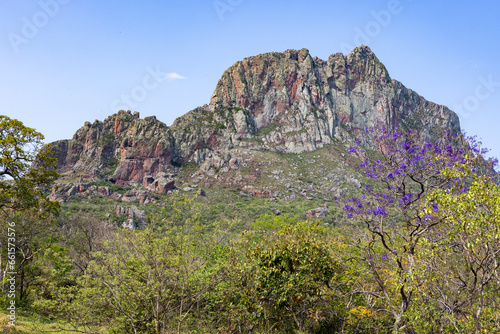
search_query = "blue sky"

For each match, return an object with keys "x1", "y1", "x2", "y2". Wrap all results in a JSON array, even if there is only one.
[{"x1": 1, "y1": 0, "x2": 499, "y2": 159}]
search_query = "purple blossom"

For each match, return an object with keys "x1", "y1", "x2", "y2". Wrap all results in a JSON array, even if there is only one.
[
  {"x1": 446, "y1": 144, "x2": 454, "y2": 156},
  {"x1": 374, "y1": 193, "x2": 393, "y2": 204},
  {"x1": 373, "y1": 207, "x2": 388, "y2": 216},
  {"x1": 421, "y1": 142, "x2": 432, "y2": 154},
  {"x1": 338, "y1": 127, "x2": 488, "y2": 228},
  {"x1": 400, "y1": 193, "x2": 413, "y2": 206}
]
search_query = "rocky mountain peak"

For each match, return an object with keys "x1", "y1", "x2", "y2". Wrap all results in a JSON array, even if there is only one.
[
  {"x1": 349, "y1": 44, "x2": 378, "y2": 58},
  {"x1": 208, "y1": 45, "x2": 393, "y2": 129},
  {"x1": 50, "y1": 46, "x2": 461, "y2": 192}
]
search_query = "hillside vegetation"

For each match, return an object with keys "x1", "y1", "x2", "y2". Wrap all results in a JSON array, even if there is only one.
[{"x1": 1, "y1": 116, "x2": 499, "y2": 333}]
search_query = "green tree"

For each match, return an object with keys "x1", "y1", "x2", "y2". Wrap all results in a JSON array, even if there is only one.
[
  {"x1": 0, "y1": 115, "x2": 59, "y2": 215},
  {"x1": 230, "y1": 220, "x2": 339, "y2": 333},
  {"x1": 0, "y1": 116, "x2": 59, "y2": 307},
  {"x1": 38, "y1": 195, "x2": 231, "y2": 334},
  {"x1": 419, "y1": 169, "x2": 500, "y2": 333},
  {"x1": 1, "y1": 210, "x2": 59, "y2": 304}
]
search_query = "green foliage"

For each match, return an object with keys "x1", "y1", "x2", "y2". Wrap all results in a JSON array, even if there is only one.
[
  {"x1": 228, "y1": 221, "x2": 341, "y2": 332},
  {"x1": 102, "y1": 157, "x2": 119, "y2": 171},
  {"x1": 239, "y1": 137, "x2": 263, "y2": 144},
  {"x1": 0, "y1": 115, "x2": 59, "y2": 216},
  {"x1": 98, "y1": 132, "x2": 115, "y2": 146},
  {"x1": 0, "y1": 208, "x2": 59, "y2": 308},
  {"x1": 36, "y1": 195, "x2": 233, "y2": 333},
  {"x1": 215, "y1": 122, "x2": 226, "y2": 129},
  {"x1": 250, "y1": 213, "x2": 300, "y2": 231},
  {"x1": 255, "y1": 122, "x2": 279, "y2": 136},
  {"x1": 5, "y1": 118, "x2": 500, "y2": 333},
  {"x1": 214, "y1": 108, "x2": 226, "y2": 118},
  {"x1": 87, "y1": 179, "x2": 125, "y2": 194},
  {"x1": 272, "y1": 52, "x2": 285, "y2": 59},
  {"x1": 415, "y1": 170, "x2": 500, "y2": 333},
  {"x1": 148, "y1": 193, "x2": 202, "y2": 229}
]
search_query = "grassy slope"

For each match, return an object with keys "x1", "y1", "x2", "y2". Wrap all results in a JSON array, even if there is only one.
[{"x1": 0, "y1": 311, "x2": 107, "y2": 334}]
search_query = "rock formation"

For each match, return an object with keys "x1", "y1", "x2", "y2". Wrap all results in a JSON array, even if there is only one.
[{"x1": 50, "y1": 45, "x2": 461, "y2": 189}]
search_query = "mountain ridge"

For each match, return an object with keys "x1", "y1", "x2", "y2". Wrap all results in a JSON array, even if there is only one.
[{"x1": 50, "y1": 45, "x2": 460, "y2": 193}]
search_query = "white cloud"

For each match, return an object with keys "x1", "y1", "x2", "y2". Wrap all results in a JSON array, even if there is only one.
[{"x1": 164, "y1": 72, "x2": 187, "y2": 81}]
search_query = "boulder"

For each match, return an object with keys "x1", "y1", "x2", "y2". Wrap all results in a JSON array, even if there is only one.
[{"x1": 306, "y1": 204, "x2": 329, "y2": 218}]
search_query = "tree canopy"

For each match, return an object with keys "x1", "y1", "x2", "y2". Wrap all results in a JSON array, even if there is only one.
[{"x1": 0, "y1": 115, "x2": 59, "y2": 215}]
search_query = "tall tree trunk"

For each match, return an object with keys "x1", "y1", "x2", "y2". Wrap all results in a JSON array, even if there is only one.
[
  {"x1": 393, "y1": 315, "x2": 401, "y2": 334},
  {"x1": 473, "y1": 302, "x2": 482, "y2": 334}
]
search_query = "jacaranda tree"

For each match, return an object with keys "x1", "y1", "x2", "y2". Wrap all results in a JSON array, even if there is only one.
[{"x1": 342, "y1": 126, "x2": 497, "y2": 333}]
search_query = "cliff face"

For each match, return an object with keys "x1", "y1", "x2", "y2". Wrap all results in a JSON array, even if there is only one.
[
  {"x1": 208, "y1": 45, "x2": 459, "y2": 151},
  {"x1": 50, "y1": 45, "x2": 461, "y2": 187},
  {"x1": 52, "y1": 111, "x2": 176, "y2": 186}
]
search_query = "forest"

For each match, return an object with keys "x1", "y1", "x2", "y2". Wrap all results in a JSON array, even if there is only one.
[{"x1": 1, "y1": 114, "x2": 499, "y2": 334}]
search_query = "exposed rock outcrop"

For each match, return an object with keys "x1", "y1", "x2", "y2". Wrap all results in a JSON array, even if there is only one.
[
  {"x1": 209, "y1": 45, "x2": 459, "y2": 152},
  {"x1": 307, "y1": 204, "x2": 329, "y2": 218},
  {"x1": 49, "y1": 46, "x2": 461, "y2": 189},
  {"x1": 116, "y1": 205, "x2": 146, "y2": 229}
]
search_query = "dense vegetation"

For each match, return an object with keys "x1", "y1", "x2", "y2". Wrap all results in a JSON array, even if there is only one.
[{"x1": 1, "y1": 117, "x2": 499, "y2": 333}]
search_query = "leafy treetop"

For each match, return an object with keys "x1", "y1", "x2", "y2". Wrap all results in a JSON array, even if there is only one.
[{"x1": 0, "y1": 115, "x2": 59, "y2": 216}]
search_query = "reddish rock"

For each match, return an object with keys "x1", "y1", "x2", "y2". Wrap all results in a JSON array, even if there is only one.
[
  {"x1": 98, "y1": 186, "x2": 112, "y2": 196},
  {"x1": 48, "y1": 47, "x2": 460, "y2": 189},
  {"x1": 157, "y1": 181, "x2": 175, "y2": 193},
  {"x1": 77, "y1": 183, "x2": 88, "y2": 193},
  {"x1": 306, "y1": 204, "x2": 329, "y2": 218}
]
